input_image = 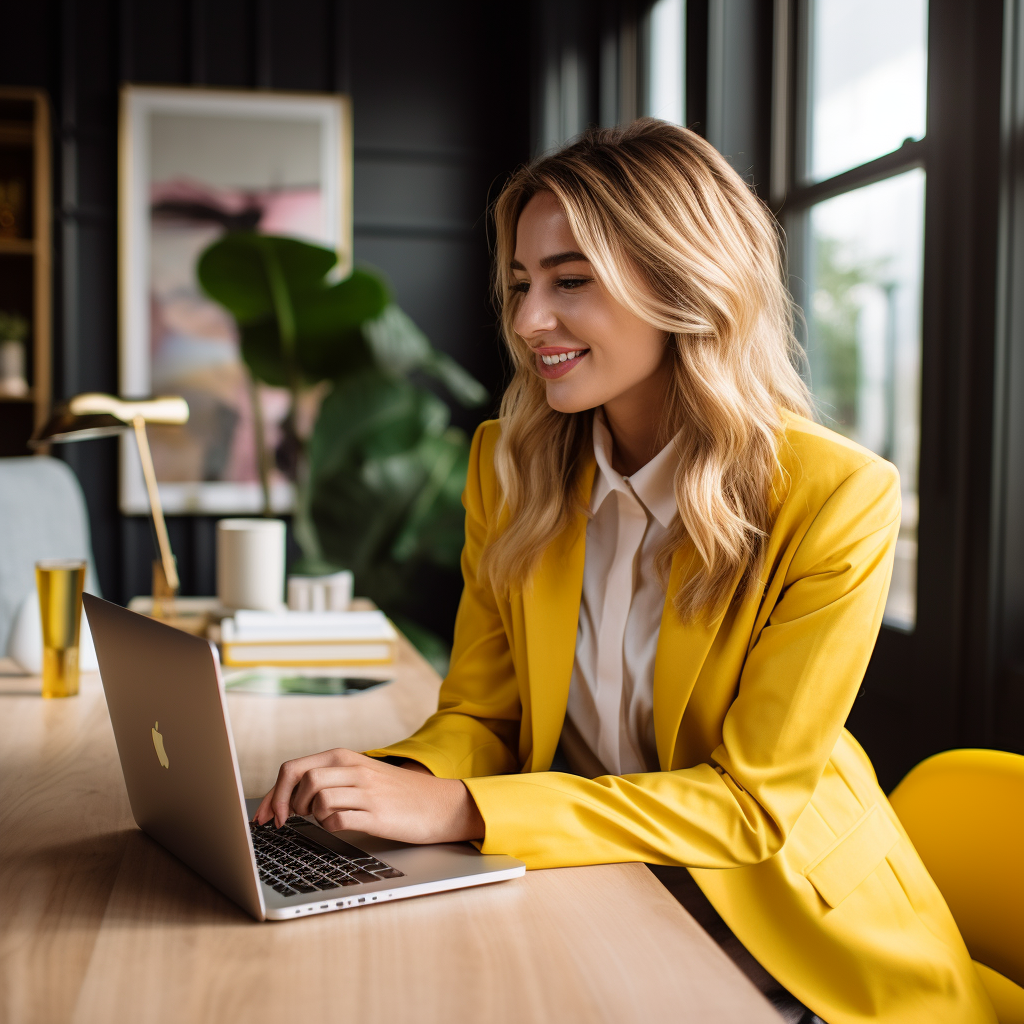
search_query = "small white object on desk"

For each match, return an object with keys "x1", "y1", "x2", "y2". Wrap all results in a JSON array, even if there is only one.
[
  {"x1": 217, "y1": 518, "x2": 286, "y2": 611},
  {"x1": 286, "y1": 570, "x2": 353, "y2": 612},
  {"x1": 219, "y1": 609, "x2": 398, "y2": 667}
]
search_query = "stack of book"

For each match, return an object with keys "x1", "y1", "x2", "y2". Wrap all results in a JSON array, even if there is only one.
[{"x1": 219, "y1": 609, "x2": 398, "y2": 667}]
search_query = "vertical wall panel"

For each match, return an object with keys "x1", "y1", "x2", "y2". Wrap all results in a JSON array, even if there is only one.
[
  {"x1": 266, "y1": 0, "x2": 333, "y2": 91},
  {"x1": 123, "y1": 0, "x2": 191, "y2": 85},
  {"x1": 191, "y1": 0, "x2": 256, "y2": 87}
]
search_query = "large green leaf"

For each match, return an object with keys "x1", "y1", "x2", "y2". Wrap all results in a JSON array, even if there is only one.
[
  {"x1": 301, "y1": 272, "x2": 390, "y2": 336},
  {"x1": 308, "y1": 368, "x2": 468, "y2": 585},
  {"x1": 239, "y1": 317, "x2": 376, "y2": 389},
  {"x1": 198, "y1": 234, "x2": 390, "y2": 387},
  {"x1": 310, "y1": 369, "x2": 441, "y2": 480},
  {"x1": 197, "y1": 234, "x2": 338, "y2": 324},
  {"x1": 389, "y1": 429, "x2": 468, "y2": 564},
  {"x1": 363, "y1": 305, "x2": 489, "y2": 407}
]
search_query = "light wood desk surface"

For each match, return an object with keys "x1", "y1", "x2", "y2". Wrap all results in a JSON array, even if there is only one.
[{"x1": 0, "y1": 638, "x2": 779, "y2": 1024}]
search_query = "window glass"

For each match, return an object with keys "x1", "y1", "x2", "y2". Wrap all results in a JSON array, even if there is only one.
[
  {"x1": 807, "y1": 0, "x2": 927, "y2": 181},
  {"x1": 647, "y1": 0, "x2": 685, "y2": 125},
  {"x1": 806, "y1": 168, "x2": 925, "y2": 628}
]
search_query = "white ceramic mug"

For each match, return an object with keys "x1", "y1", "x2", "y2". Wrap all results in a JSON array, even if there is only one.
[{"x1": 217, "y1": 518, "x2": 287, "y2": 611}]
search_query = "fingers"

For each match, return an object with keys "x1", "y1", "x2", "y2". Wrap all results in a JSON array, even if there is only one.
[
  {"x1": 253, "y1": 748, "x2": 362, "y2": 827},
  {"x1": 249, "y1": 748, "x2": 464, "y2": 844},
  {"x1": 317, "y1": 808, "x2": 375, "y2": 833},
  {"x1": 291, "y1": 767, "x2": 365, "y2": 816},
  {"x1": 253, "y1": 789, "x2": 274, "y2": 824},
  {"x1": 270, "y1": 761, "x2": 304, "y2": 827}
]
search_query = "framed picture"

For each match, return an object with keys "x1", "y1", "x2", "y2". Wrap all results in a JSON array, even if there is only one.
[{"x1": 118, "y1": 85, "x2": 352, "y2": 515}]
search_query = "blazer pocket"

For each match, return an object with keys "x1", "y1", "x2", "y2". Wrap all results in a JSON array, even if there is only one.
[{"x1": 803, "y1": 803, "x2": 900, "y2": 909}]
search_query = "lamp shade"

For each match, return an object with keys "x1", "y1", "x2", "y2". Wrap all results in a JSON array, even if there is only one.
[{"x1": 30, "y1": 393, "x2": 189, "y2": 447}]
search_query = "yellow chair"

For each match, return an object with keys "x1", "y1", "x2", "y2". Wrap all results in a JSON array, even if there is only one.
[{"x1": 889, "y1": 748, "x2": 1024, "y2": 1024}]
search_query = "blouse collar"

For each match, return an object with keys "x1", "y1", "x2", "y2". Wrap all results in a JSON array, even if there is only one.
[{"x1": 589, "y1": 409, "x2": 679, "y2": 529}]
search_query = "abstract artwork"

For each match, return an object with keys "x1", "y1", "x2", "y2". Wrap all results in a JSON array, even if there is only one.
[{"x1": 118, "y1": 86, "x2": 351, "y2": 514}]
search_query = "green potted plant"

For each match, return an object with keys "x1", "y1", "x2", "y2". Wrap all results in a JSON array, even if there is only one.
[
  {"x1": 0, "y1": 311, "x2": 29, "y2": 398},
  {"x1": 197, "y1": 234, "x2": 488, "y2": 667}
]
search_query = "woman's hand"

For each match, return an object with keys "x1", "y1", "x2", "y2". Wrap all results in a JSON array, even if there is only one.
[{"x1": 251, "y1": 749, "x2": 485, "y2": 845}]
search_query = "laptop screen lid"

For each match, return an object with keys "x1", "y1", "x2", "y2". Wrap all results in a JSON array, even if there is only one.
[{"x1": 84, "y1": 594, "x2": 265, "y2": 920}]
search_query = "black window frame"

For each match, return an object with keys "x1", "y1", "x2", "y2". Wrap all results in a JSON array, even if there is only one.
[
  {"x1": 774, "y1": 0, "x2": 1015, "y2": 787},
  {"x1": 777, "y1": 0, "x2": 928, "y2": 633}
]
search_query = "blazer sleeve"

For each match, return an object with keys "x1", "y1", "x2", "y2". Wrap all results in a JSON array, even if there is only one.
[
  {"x1": 364, "y1": 421, "x2": 522, "y2": 778},
  {"x1": 462, "y1": 457, "x2": 901, "y2": 870}
]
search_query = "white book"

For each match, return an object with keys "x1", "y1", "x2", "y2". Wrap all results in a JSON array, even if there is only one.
[
  {"x1": 220, "y1": 610, "x2": 398, "y2": 667},
  {"x1": 225, "y1": 610, "x2": 397, "y2": 642}
]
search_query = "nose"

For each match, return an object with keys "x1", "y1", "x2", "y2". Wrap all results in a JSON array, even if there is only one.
[{"x1": 513, "y1": 282, "x2": 559, "y2": 341}]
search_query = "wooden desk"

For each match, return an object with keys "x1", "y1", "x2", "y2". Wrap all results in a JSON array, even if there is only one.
[{"x1": 0, "y1": 641, "x2": 779, "y2": 1024}]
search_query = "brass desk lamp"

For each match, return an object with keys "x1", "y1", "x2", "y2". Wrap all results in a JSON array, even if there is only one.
[{"x1": 31, "y1": 393, "x2": 190, "y2": 599}]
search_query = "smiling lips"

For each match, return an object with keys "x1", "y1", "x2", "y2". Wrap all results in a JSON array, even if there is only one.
[{"x1": 534, "y1": 347, "x2": 589, "y2": 379}]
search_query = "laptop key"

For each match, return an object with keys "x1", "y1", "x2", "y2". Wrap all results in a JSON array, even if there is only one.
[
  {"x1": 375, "y1": 868, "x2": 404, "y2": 878},
  {"x1": 348, "y1": 869, "x2": 378, "y2": 883},
  {"x1": 313, "y1": 878, "x2": 337, "y2": 890},
  {"x1": 292, "y1": 883, "x2": 318, "y2": 894}
]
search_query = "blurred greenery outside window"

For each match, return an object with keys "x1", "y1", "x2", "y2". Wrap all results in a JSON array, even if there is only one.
[{"x1": 799, "y1": 0, "x2": 928, "y2": 630}]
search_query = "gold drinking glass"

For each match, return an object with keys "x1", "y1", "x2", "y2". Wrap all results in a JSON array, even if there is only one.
[{"x1": 35, "y1": 559, "x2": 86, "y2": 699}]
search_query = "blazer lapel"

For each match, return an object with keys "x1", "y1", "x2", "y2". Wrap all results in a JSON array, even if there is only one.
[
  {"x1": 652, "y1": 547, "x2": 726, "y2": 771},
  {"x1": 521, "y1": 459, "x2": 595, "y2": 773}
]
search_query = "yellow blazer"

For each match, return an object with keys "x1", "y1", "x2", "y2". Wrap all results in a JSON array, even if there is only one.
[{"x1": 367, "y1": 412, "x2": 995, "y2": 1024}]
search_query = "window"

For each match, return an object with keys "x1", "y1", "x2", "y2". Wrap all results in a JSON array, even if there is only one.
[
  {"x1": 785, "y1": 0, "x2": 928, "y2": 629},
  {"x1": 804, "y1": 0, "x2": 927, "y2": 181},
  {"x1": 646, "y1": 0, "x2": 686, "y2": 125}
]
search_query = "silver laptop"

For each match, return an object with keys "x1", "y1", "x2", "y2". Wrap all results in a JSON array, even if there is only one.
[{"x1": 84, "y1": 594, "x2": 524, "y2": 922}]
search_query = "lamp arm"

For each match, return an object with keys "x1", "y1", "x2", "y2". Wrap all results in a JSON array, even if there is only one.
[{"x1": 131, "y1": 415, "x2": 179, "y2": 592}]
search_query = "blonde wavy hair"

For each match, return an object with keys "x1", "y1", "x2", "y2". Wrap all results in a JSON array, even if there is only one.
[{"x1": 483, "y1": 119, "x2": 813, "y2": 619}]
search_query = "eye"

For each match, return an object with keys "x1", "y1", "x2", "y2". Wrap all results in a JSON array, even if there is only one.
[
  {"x1": 510, "y1": 280, "x2": 530, "y2": 294},
  {"x1": 557, "y1": 276, "x2": 591, "y2": 290}
]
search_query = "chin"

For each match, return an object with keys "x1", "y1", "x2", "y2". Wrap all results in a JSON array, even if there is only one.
[{"x1": 544, "y1": 381, "x2": 602, "y2": 415}]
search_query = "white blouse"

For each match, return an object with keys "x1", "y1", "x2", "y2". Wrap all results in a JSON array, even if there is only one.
[{"x1": 563, "y1": 410, "x2": 679, "y2": 777}]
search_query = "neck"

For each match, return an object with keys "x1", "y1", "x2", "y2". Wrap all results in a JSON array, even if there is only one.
[{"x1": 603, "y1": 356, "x2": 674, "y2": 476}]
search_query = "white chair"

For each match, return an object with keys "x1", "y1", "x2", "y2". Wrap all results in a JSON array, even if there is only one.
[{"x1": 0, "y1": 456, "x2": 100, "y2": 656}]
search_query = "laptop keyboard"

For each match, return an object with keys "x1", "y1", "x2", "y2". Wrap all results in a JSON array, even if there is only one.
[{"x1": 250, "y1": 816, "x2": 404, "y2": 897}]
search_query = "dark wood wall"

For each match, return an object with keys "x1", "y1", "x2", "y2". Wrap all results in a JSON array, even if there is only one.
[{"x1": 2, "y1": 0, "x2": 529, "y2": 641}]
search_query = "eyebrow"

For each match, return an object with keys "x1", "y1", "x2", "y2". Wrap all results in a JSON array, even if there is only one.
[{"x1": 509, "y1": 250, "x2": 590, "y2": 272}]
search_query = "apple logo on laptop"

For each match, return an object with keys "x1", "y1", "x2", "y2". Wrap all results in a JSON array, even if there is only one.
[{"x1": 152, "y1": 721, "x2": 170, "y2": 769}]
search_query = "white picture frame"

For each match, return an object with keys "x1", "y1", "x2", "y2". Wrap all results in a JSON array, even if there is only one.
[{"x1": 118, "y1": 85, "x2": 352, "y2": 515}]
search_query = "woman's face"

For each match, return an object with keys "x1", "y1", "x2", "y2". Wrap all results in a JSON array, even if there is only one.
[{"x1": 511, "y1": 190, "x2": 669, "y2": 416}]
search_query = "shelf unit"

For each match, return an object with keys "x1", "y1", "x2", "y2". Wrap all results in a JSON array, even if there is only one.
[{"x1": 0, "y1": 88, "x2": 51, "y2": 457}]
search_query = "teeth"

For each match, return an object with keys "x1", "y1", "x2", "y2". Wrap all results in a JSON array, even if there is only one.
[{"x1": 540, "y1": 350, "x2": 586, "y2": 366}]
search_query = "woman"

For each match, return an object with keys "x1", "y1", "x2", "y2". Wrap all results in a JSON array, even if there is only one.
[{"x1": 254, "y1": 120, "x2": 994, "y2": 1024}]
